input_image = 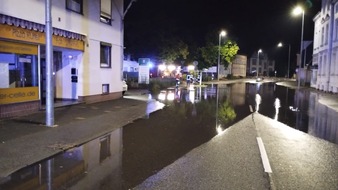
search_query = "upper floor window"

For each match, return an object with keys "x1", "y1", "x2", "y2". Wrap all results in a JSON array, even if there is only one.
[
  {"x1": 325, "y1": 24, "x2": 329, "y2": 45},
  {"x1": 321, "y1": 27, "x2": 325, "y2": 46},
  {"x1": 335, "y1": 19, "x2": 338, "y2": 40},
  {"x1": 100, "y1": 0, "x2": 112, "y2": 25},
  {"x1": 66, "y1": 0, "x2": 83, "y2": 14},
  {"x1": 100, "y1": 42, "x2": 111, "y2": 68}
]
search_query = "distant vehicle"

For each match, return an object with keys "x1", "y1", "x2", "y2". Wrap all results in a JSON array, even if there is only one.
[
  {"x1": 122, "y1": 80, "x2": 128, "y2": 95},
  {"x1": 256, "y1": 77, "x2": 263, "y2": 82}
]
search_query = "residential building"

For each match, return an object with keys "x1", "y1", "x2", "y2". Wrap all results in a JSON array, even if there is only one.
[
  {"x1": 247, "y1": 52, "x2": 275, "y2": 77},
  {"x1": 231, "y1": 54, "x2": 247, "y2": 77},
  {"x1": 312, "y1": 0, "x2": 338, "y2": 93},
  {"x1": 0, "y1": 0, "x2": 124, "y2": 118}
]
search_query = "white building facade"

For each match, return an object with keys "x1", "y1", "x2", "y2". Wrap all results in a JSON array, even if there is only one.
[
  {"x1": 248, "y1": 53, "x2": 275, "y2": 77},
  {"x1": 312, "y1": 0, "x2": 338, "y2": 92},
  {"x1": 0, "y1": 0, "x2": 124, "y2": 118}
]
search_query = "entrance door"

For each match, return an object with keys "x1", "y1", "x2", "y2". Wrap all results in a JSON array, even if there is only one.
[{"x1": 40, "y1": 51, "x2": 61, "y2": 105}]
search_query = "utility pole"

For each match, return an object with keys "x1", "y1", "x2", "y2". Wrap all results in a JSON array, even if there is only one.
[{"x1": 45, "y1": 0, "x2": 55, "y2": 127}]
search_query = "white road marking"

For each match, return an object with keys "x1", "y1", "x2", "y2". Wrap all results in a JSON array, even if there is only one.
[{"x1": 256, "y1": 137, "x2": 272, "y2": 173}]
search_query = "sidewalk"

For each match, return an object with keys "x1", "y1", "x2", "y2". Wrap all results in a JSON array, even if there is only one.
[
  {"x1": 0, "y1": 89, "x2": 160, "y2": 178},
  {"x1": 1, "y1": 82, "x2": 338, "y2": 190}
]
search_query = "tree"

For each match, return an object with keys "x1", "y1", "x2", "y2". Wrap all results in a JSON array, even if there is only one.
[
  {"x1": 220, "y1": 41, "x2": 240, "y2": 69},
  {"x1": 199, "y1": 45, "x2": 218, "y2": 68},
  {"x1": 159, "y1": 38, "x2": 189, "y2": 64},
  {"x1": 199, "y1": 40, "x2": 239, "y2": 69},
  {"x1": 218, "y1": 101, "x2": 236, "y2": 125}
]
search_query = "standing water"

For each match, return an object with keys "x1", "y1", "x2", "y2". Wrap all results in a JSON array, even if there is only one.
[{"x1": 0, "y1": 82, "x2": 337, "y2": 190}]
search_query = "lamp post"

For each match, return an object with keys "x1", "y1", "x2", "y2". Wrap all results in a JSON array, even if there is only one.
[
  {"x1": 293, "y1": 6, "x2": 304, "y2": 88},
  {"x1": 218, "y1": 30, "x2": 226, "y2": 81},
  {"x1": 256, "y1": 49, "x2": 262, "y2": 77},
  {"x1": 277, "y1": 42, "x2": 291, "y2": 78}
]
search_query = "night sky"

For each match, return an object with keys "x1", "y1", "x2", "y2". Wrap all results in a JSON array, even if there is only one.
[{"x1": 124, "y1": 0, "x2": 321, "y2": 75}]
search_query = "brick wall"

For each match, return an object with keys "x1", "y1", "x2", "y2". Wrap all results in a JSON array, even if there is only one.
[
  {"x1": 0, "y1": 101, "x2": 40, "y2": 118},
  {"x1": 78, "y1": 92, "x2": 122, "y2": 104}
]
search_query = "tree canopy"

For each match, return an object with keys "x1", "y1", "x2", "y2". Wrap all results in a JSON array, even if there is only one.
[
  {"x1": 124, "y1": 17, "x2": 239, "y2": 69},
  {"x1": 199, "y1": 40, "x2": 239, "y2": 69}
]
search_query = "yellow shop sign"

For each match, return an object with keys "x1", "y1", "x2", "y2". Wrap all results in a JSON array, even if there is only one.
[
  {"x1": 0, "y1": 87, "x2": 39, "y2": 104},
  {"x1": 0, "y1": 40, "x2": 38, "y2": 55},
  {"x1": 0, "y1": 24, "x2": 84, "y2": 51}
]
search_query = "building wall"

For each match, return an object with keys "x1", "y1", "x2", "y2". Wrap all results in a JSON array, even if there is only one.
[
  {"x1": 0, "y1": 0, "x2": 124, "y2": 118},
  {"x1": 312, "y1": 1, "x2": 338, "y2": 93},
  {"x1": 231, "y1": 54, "x2": 247, "y2": 77},
  {"x1": 248, "y1": 53, "x2": 275, "y2": 77}
]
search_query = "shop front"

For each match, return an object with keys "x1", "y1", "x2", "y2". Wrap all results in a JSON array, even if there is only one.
[{"x1": 0, "y1": 15, "x2": 85, "y2": 118}]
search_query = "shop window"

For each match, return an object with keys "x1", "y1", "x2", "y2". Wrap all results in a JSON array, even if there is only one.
[
  {"x1": 100, "y1": 42, "x2": 111, "y2": 68},
  {"x1": 0, "y1": 53, "x2": 38, "y2": 88},
  {"x1": 100, "y1": 0, "x2": 112, "y2": 25},
  {"x1": 66, "y1": 0, "x2": 83, "y2": 14}
]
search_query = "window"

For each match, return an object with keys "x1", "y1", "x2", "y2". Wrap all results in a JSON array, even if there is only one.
[
  {"x1": 325, "y1": 24, "x2": 329, "y2": 45},
  {"x1": 102, "y1": 84, "x2": 109, "y2": 94},
  {"x1": 66, "y1": 0, "x2": 83, "y2": 14},
  {"x1": 99, "y1": 135, "x2": 111, "y2": 162},
  {"x1": 100, "y1": 0, "x2": 112, "y2": 24},
  {"x1": 0, "y1": 54, "x2": 38, "y2": 88},
  {"x1": 335, "y1": 19, "x2": 338, "y2": 40},
  {"x1": 100, "y1": 42, "x2": 111, "y2": 68},
  {"x1": 0, "y1": 41, "x2": 38, "y2": 89},
  {"x1": 321, "y1": 27, "x2": 325, "y2": 46}
]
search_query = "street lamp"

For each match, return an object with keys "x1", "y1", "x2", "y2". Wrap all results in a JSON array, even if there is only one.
[
  {"x1": 257, "y1": 49, "x2": 262, "y2": 77},
  {"x1": 277, "y1": 42, "x2": 291, "y2": 78},
  {"x1": 218, "y1": 30, "x2": 226, "y2": 81},
  {"x1": 293, "y1": 6, "x2": 304, "y2": 88}
]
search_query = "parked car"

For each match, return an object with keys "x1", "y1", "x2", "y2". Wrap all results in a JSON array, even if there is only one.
[{"x1": 122, "y1": 80, "x2": 128, "y2": 95}]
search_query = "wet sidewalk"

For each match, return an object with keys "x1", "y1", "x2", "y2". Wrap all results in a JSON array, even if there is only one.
[{"x1": 0, "y1": 89, "x2": 161, "y2": 178}]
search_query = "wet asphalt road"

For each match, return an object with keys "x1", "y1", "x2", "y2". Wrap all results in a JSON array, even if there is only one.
[
  {"x1": 133, "y1": 113, "x2": 338, "y2": 190},
  {"x1": 0, "y1": 79, "x2": 338, "y2": 190}
]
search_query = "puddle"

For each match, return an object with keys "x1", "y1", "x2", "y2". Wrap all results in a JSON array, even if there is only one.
[{"x1": 1, "y1": 82, "x2": 337, "y2": 190}]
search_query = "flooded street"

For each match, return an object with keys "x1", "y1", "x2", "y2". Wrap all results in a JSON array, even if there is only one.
[{"x1": 1, "y1": 82, "x2": 337, "y2": 190}]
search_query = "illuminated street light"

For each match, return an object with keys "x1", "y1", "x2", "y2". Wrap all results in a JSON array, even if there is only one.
[
  {"x1": 293, "y1": 6, "x2": 304, "y2": 89},
  {"x1": 218, "y1": 30, "x2": 226, "y2": 81},
  {"x1": 256, "y1": 49, "x2": 262, "y2": 77},
  {"x1": 277, "y1": 42, "x2": 291, "y2": 78}
]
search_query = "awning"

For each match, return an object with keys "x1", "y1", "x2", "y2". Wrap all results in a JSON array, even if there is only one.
[{"x1": 0, "y1": 14, "x2": 86, "y2": 41}]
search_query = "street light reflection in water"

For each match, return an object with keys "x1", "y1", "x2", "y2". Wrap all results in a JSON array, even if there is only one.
[{"x1": 1, "y1": 82, "x2": 338, "y2": 190}]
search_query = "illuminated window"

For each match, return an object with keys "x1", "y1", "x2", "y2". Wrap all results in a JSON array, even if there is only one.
[
  {"x1": 100, "y1": 42, "x2": 111, "y2": 68},
  {"x1": 66, "y1": 0, "x2": 83, "y2": 14},
  {"x1": 0, "y1": 41, "x2": 38, "y2": 89},
  {"x1": 100, "y1": 0, "x2": 112, "y2": 25}
]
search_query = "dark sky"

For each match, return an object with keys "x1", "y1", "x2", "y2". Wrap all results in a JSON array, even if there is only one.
[{"x1": 124, "y1": 0, "x2": 321, "y2": 72}]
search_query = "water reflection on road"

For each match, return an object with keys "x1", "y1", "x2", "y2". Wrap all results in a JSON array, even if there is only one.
[
  {"x1": 250, "y1": 82, "x2": 338, "y2": 144},
  {"x1": 1, "y1": 82, "x2": 337, "y2": 190}
]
